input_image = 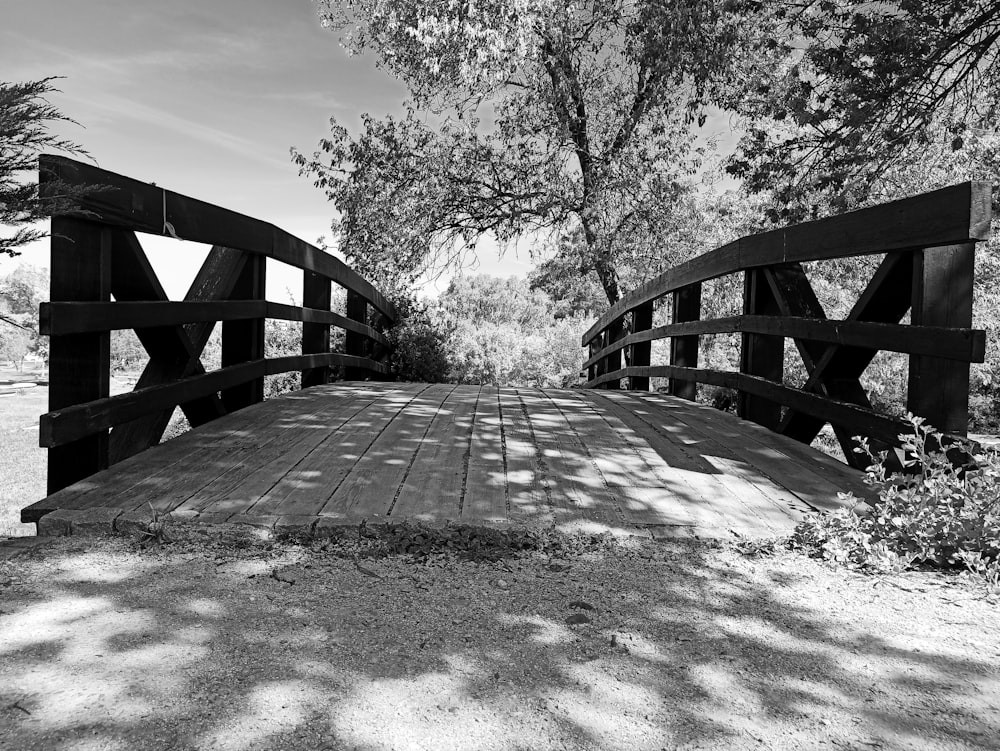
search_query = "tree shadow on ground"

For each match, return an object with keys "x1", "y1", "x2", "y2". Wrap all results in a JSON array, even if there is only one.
[{"x1": 0, "y1": 535, "x2": 997, "y2": 750}]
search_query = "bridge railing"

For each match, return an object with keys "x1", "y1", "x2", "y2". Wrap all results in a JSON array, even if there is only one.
[
  {"x1": 38, "y1": 155, "x2": 397, "y2": 495},
  {"x1": 581, "y1": 182, "x2": 992, "y2": 468}
]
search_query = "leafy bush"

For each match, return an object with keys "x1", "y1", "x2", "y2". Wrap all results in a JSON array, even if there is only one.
[
  {"x1": 386, "y1": 300, "x2": 451, "y2": 383},
  {"x1": 791, "y1": 415, "x2": 1000, "y2": 586}
]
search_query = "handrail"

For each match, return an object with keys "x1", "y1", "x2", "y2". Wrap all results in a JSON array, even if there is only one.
[
  {"x1": 38, "y1": 155, "x2": 398, "y2": 494},
  {"x1": 580, "y1": 182, "x2": 993, "y2": 468},
  {"x1": 583, "y1": 181, "x2": 990, "y2": 344}
]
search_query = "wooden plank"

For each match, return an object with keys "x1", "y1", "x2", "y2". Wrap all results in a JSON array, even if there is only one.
[
  {"x1": 581, "y1": 315, "x2": 985, "y2": 371},
  {"x1": 39, "y1": 154, "x2": 397, "y2": 321},
  {"x1": 557, "y1": 390, "x2": 696, "y2": 527},
  {"x1": 40, "y1": 300, "x2": 265, "y2": 334},
  {"x1": 170, "y1": 386, "x2": 396, "y2": 518},
  {"x1": 582, "y1": 391, "x2": 762, "y2": 534},
  {"x1": 46, "y1": 217, "x2": 111, "y2": 494},
  {"x1": 266, "y1": 301, "x2": 387, "y2": 346},
  {"x1": 635, "y1": 392, "x2": 863, "y2": 513},
  {"x1": 391, "y1": 386, "x2": 479, "y2": 521},
  {"x1": 249, "y1": 384, "x2": 424, "y2": 517},
  {"x1": 653, "y1": 392, "x2": 870, "y2": 498},
  {"x1": 584, "y1": 364, "x2": 915, "y2": 447},
  {"x1": 22, "y1": 393, "x2": 306, "y2": 521},
  {"x1": 462, "y1": 387, "x2": 508, "y2": 522},
  {"x1": 321, "y1": 384, "x2": 451, "y2": 518},
  {"x1": 496, "y1": 388, "x2": 551, "y2": 524},
  {"x1": 516, "y1": 389, "x2": 622, "y2": 527},
  {"x1": 584, "y1": 181, "x2": 992, "y2": 345}
]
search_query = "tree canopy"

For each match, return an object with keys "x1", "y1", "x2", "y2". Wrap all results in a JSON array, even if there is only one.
[
  {"x1": 1, "y1": 77, "x2": 90, "y2": 257},
  {"x1": 295, "y1": 0, "x2": 767, "y2": 303},
  {"x1": 728, "y1": 0, "x2": 1000, "y2": 219}
]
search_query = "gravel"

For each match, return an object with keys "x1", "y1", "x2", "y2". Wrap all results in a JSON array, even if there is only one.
[{"x1": 1, "y1": 530, "x2": 998, "y2": 751}]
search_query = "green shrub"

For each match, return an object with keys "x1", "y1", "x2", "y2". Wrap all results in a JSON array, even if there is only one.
[
  {"x1": 791, "y1": 415, "x2": 1000, "y2": 586},
  {"x1": 386, "y1": 301, "x2": 451, "y2": 383}
]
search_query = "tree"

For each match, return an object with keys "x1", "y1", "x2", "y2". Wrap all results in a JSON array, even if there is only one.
[
  {"x1": 296, "y1": 0, "x2": 768, "y2": 303},
  {"x1": 727, "y1": 0, "x2": 1000, "y2": 220},
  {"x1": 1, "y1": 77, "x2": 93, "y2": 256},
  {"x1": 0, "y1": 264, "x2": 47, "y2": 366}
]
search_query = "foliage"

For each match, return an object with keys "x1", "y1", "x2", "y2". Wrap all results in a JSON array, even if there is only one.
[
  {"x1": 729, "y1": 0, "x2": 1000, "y2": 220},
  {"x1": 385, "y1": 297, "x2": 451, "y2": 383},
  {"x1": 0, "y1": 265, "x2": 46, "y2": 367},
  {"x1": 1, "y1": 78, "x2": 92, "y2": 256},
  {"x1": 297, "y1": 0, "x2": 771, "y2": 302},
  {"x1": 437, "y1": 275, "x2": 585, "y2": 387},
  {"x1": 265, "y1": 318, "x2": 304, "y2": 398},
  {"x1": 791, "y1": 415, "x2": 1000, "y2": 586}
]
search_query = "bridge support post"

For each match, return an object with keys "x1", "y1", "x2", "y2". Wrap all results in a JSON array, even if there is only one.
[
  {"x1": 669, "y1": 282, "x2": 701, "y2": 400},
  {"x1": 302, "y1": 271, "x2": 331, "y2": 388},
  {"x1": 739, "y1": 269, "x2": 784, "y2": 429},
  {"x1": 221, "y1": 253, "x2": 265, "y2": 410},
  {"x1": 630, "y1": 302, "x2": 654, "y2": 390},
  {"x1": 344, "y1": 291, "x2": 368, "y2": 380},
  {"x1": 47, "y1": 218, "x2": 111, "y2": 494},
  {"x1": 907, "y1": 244, "x2": 975, "y2": 435},
  {"x1": 601, "y1": 316, "x2": 625, "y2": 389}
]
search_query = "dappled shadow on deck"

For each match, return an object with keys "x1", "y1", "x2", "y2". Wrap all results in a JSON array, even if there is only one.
[
  {"x1": 24, "y1": 383, "x2": 868, "y2": 539},
  {"x1": 1, "y1": 539, "x2": 996, "y2": 750}
]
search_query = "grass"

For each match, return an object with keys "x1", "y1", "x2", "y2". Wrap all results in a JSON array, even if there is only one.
[{"x1": 0, "y1": 384, "x2": 46, "y2": 537}]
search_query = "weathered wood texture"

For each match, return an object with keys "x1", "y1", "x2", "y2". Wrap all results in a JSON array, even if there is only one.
[
  {"x1": 37, "y1": 156, "x2": 397, "y2": 492},
  {"x1": 23, "y1": 383, "x2": 868, "y2": 539},
  {"x1": 581, "y1": 182, "x2": 991, "y2": 454}
]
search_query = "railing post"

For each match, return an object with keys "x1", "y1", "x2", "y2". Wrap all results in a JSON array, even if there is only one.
[
  {"x1": 739, "y1": 269, "x2": 784, "y2": 429},
  {"x1": 907, "y1": 244, "x2": 975, "y2": 434},
  {"x1": 302, "y1": 271, "x2": 331, "y2": 388},
  {"x1": 669, "y1": 282, "x2": 701, "y2": 400},
  {"x1": 344, "y1": 290, "x2": 368, "y2": 380},
  {"x1": 221, "y1": 253, "x2": 265, "y2": 410},
  {"x1": 601, "y1": 316, "x2": 625, "y2": 389},
  {"x1": 630, "y1": 301, "x2": 654, "y2": 391},
  {"x1": 47, "y1": 217, "x2": 111, "y2": 494}
]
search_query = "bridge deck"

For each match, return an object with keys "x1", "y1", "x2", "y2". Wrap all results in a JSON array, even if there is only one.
[{"x1": 24, "y1": 382, "x2": 868, "y2": 538}]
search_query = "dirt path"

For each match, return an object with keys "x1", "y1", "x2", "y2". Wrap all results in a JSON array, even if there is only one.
[{"x1": 1, "y1": 532, "x2": 998, "y2": 751}]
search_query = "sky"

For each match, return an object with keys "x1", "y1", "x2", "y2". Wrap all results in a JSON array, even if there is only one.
[
  {"x1": 1, "y1": 0, "x2": 739, "y2": 301},
  {"x1": 1, "y1": 0, "x2": 540, "y2": 299}
]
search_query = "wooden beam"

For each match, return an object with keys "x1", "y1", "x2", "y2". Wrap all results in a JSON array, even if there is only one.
[
  {"x1": 629, "y1": 301, "x2": 654, "y2": 391},
  {"x1": 739, "y1": 269, "x2": 784, "y2": 429},
  {"x1": 221, "y1": 254, "x2": 265, "y2": 410},
  {"x1": 583, "y1": 181, "x2": 991, "y2": 345},
  {"x1": 344, "y1": 291, "x2": 368, "y2": 380},
  {"x1": 46, "y1": 217, "x2": 111, "y2": 493},
  {"x1": 908, "y1": 244, "x2": 976, "y2": 434},
  {"x1": 40, "y1": 154, "x2": 397, "y2": 322},
  {"x1": 302, "y1": 271, "x2": 331, "y2": 388},
  {"x1": 668, "y1": 283, "x2": 701, "y2": 400}
]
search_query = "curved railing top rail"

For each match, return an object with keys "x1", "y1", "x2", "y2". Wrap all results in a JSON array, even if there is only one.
[
  {"x1": 41, "y1": 154, "x2": 397, "y2": 322},
  {"x1": 583, "y1": 181, "x2": 992, "y2": 346}
]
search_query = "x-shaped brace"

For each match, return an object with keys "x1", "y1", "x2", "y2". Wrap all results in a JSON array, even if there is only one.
[
  {"x1": 761, "y1": 253, "x2": 913, "y2": 469},
  {"x1": 107, "y1": 230, "x2": 249, "y2": 462}
]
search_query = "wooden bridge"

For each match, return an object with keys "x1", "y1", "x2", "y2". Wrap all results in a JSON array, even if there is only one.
[{"x1": 21, "y1": 157, "x2": 992, "y2": 539}]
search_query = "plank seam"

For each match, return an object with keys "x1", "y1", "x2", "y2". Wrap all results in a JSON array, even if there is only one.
[
  {"x1": 456, "y1": 386, "x2": 480, "y2": 515},
  {"x1": 513, "y1": 389, "x2": 556, "y2": 513},
  {"x1": 318, "y1": 383, "x2": 435, "y2": 511},
  {"x1": 546, "y1": 390, "x2": 627, "y2": 524},
  {"x1": 386, "y1": 384, "x2": 460, "y2": 516},
  {"x1": 496, "y1": 387, "x2": 511, "y2": 517}
]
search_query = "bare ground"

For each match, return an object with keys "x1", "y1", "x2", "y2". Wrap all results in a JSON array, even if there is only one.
[{"x1": 1, "y1": 530, "x2": 998, "y2": 751}]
